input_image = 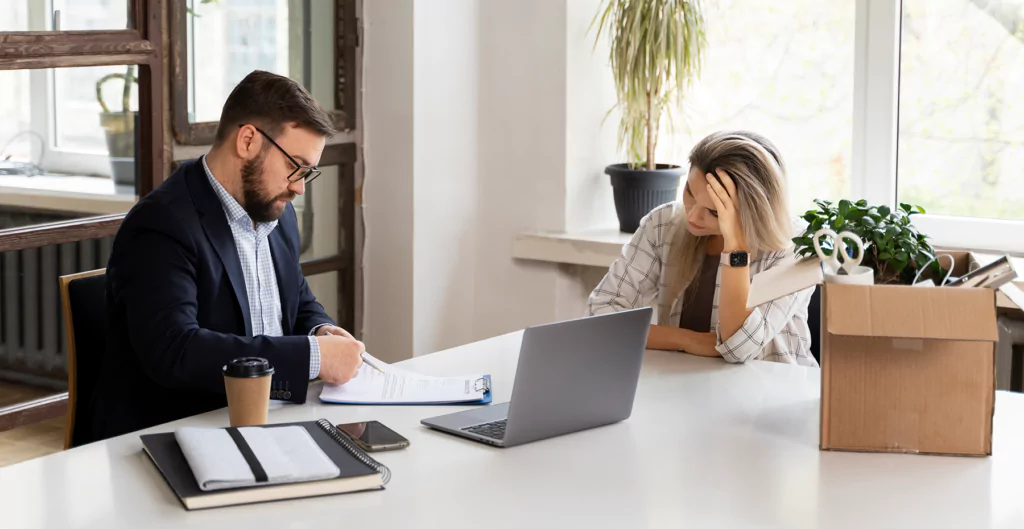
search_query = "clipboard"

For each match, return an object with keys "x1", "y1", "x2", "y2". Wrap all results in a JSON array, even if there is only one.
[{"x1": 320, "y1": 375, "x2": 492, "y2": 406}]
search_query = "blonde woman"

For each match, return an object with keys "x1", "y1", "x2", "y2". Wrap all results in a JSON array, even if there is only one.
[{"x1": 587, "y1": 131, "x2": 816, "y2": 366}]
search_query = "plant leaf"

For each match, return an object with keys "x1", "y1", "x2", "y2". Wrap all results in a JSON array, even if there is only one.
[
  {"x1": 861, "y1": 216, "x2": 876, "y2": 228},
  {"x1": 878, "y1": 205, "x2": 891, "y2": 217}
]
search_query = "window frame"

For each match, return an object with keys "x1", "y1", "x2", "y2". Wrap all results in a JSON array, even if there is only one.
[
  {"x1": 0, "y1": 0, "x2": 166, "y2": 246},
  {"x1": 854, "y1": 0, "x2": 1024, "y2": 254},
  {"x1": 169, "y1": 0, "x2": 357, "y2": 145}
]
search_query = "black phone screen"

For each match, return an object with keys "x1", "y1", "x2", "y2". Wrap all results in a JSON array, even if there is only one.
[{"x1": 336, "y1": 421, "x2": 408, "y2": 448}]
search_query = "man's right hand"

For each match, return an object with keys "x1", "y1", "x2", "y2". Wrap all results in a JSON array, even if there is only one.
[{"x1": 316, "y1": 335, "x2": 364, "y2": 385}]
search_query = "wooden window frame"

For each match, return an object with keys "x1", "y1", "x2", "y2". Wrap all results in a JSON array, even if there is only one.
[
  {"x1": 297, "y1": 142, "x2": 357, "y2": 334},
  {"x1": 169, "y1": 0, "x2": 358, "y2": 145},
  {"x1": 0, "y1": 0, "x2": 166, "y2": 251}
]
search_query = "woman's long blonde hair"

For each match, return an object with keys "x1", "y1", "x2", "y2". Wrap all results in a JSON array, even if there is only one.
[{"x1": 662, "y1": 131, "x2": 793, "y2": 320}]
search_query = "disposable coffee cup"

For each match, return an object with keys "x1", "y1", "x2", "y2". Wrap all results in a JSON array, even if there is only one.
[{"x1": 223, "y1": 357, "x2": 275, "y2": 427}]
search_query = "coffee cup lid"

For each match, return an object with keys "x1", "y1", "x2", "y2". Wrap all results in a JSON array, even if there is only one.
[{"x1": 223, "y1": 357, "x2": 275, "y2": 378}]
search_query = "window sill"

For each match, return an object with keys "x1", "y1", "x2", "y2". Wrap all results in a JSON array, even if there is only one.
[
  {"x1": 0, "y1": 174, "x2": 136, "y2": 216},
  {"x1": 513, "y1": 229, "x2": 1024, "y2": 311},
  {"x1": 512, "y1": 228, "x2": 631, "y2": 268}
]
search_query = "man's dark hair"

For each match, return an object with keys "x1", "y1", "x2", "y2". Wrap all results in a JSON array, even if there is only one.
[{"x1": 214, "y1": 70, "x2": 336, "y2": 145}]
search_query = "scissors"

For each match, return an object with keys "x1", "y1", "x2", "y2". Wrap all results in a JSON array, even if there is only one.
[{"x1": 813, "y1": 228, "x2": 865, "y2": 276}]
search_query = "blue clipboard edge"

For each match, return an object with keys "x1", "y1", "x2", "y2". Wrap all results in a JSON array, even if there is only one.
[{"x1": 320, "y1": 374, "x2": 492, "y2": 406}]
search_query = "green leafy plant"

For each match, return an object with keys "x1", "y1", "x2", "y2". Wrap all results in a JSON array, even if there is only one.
[
  {"x1": 592, "y1": 0, "x2": 707, "y2": 170},
  {"x1": 792, "y1": 199, "x2": 943, "y2": 285}
]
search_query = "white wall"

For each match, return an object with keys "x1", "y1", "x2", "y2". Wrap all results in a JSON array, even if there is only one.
[
  {"x1": 362, "y1": 0, "x2": 416, "y2": 362},
  {"x1": 468, "y1": 0, "x2": 569, "y2": 344},
  {"x1": 361, "y1": 0, "x2": 618, "y2": 360},
  {"x1": 565, "y1": 0, "x2": 620, "y2": 233},
  {"x1": 412, "y1": 0, "x2": 481, "y2": 356}
]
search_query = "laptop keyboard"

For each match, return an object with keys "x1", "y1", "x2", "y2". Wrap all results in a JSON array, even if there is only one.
[{"x1": 462, "y1": 419, "x2": 507, "y2": 440}]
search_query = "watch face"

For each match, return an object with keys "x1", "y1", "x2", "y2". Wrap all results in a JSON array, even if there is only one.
[{"x1": 730, "y1": 252, "x2": 749, "y2": 267}]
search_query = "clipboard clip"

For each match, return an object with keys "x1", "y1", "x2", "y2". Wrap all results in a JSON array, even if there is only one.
[{"x1": 473, "y1": 377, "x2": 490, "y2": 394}]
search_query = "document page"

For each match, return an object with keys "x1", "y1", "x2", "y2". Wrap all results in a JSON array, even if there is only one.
[{"x1": 320, "y1": 353, "x2": 489, "y2": 404}]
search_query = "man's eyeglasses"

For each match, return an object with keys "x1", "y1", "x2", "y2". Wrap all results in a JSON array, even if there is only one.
[{"x1": 241, "y1": 124, "x2": 322, "y2": 184}]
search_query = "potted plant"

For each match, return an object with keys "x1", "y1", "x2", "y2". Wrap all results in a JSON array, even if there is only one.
[
  {"x1": 97, "y1": 66, "x2": 138, "y2": 187},
  {"x1": 97, "y1": 1, "x2": 221, "y2": 186},
  {"x1": 791, "y1": 199, "x2": 943, "y2": 285},
  {"x1": 593, "y1": 0, "x2": 707, "y2": 232}
]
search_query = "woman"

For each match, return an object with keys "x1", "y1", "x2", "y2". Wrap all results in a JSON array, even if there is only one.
[{"x1": 587, "y1": 131, "x2": 816, "y2": 366}]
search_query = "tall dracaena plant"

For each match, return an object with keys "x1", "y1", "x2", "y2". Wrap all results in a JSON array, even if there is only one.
[{"x1": 593, "y1": 0, "x2": 707, "y2": 170}]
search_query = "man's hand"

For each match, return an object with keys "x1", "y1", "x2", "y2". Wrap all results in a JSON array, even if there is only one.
[
  {"x1": 316, "y1": 325, "x2": 355, "y2": 340},
  {"x1": 316, "y1": 334, "x2": 364, "y2": 385}
]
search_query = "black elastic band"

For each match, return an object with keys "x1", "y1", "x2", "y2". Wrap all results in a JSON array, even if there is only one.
[{"x1": 226, "y1": 428, "x2": 269, "y2": 483}]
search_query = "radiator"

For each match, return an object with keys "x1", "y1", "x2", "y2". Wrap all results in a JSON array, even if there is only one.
[{"x1": 0, "y1": 237, "x2": 113, "y2": 390}]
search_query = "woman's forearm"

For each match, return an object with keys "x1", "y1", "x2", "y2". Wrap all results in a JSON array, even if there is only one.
[
  {"x1": 647, "y1": 325, "x2": 720, "y2": 357},
  {"x1": 718, "y1": 263, "x2": 754, "y2": 342}
]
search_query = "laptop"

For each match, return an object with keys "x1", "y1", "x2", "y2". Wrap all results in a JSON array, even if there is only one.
[{"x1": 420, "y1": 307, "x2": 652, "y2": 448}]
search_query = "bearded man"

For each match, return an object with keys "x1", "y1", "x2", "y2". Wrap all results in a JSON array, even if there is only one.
[{"x1": 93, "y1": 71, "x2": 363, "y2": 440}]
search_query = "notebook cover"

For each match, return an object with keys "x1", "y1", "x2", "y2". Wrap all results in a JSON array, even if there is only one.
[
  {"x1": 321, "y1": 374, "x2": 493, "y2": 405},
  {"x1": 140, "y1": 421, "x2": 382, "y2": 510}
]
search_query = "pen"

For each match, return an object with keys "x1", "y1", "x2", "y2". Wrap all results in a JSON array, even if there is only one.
[
  {"x1": 320, "y1": 326, "x2": 386, "y2": 374},
  {"x1": 361, "y1": 352, "x2": 386, "y2": 374}
]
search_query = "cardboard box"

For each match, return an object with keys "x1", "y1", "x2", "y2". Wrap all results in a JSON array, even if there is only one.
[{"x1": 749, "y1": 251, "x2": 1000, "y2": 456}]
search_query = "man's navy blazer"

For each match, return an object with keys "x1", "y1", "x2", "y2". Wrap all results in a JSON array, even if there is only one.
[{"x1": 93, "y1": 160, "x2": 333, "y2": 440}]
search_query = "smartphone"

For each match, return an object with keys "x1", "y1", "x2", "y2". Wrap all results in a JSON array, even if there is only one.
[{"x1": 336, "y1": 420, "x2": 409, "y2": 452}]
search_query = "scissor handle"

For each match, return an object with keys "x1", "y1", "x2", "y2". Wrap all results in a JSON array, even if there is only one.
[
  {"x1": 813, "y1": 228, "x2": 841, "y2": 272},
  {"x1": 813, "y1": 229, "x2": 864, "y2": 273},
  {"x1": 836, "y1": 231, "x2": 864, "y2": 270}
]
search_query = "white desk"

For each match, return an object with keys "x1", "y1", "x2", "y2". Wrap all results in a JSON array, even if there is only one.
[{"x1": 3, "y1": 331, "x2": 1024, "y2": 528}]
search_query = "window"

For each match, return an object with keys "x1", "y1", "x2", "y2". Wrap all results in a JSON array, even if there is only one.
[
  {"x1": 0, "y1": 0, "x2": 131, "y2": 32},
  {"x1": 0, "y1": 0, "x2": 139, "y2": 184},
  {"x1": 657, "y1": 0, "x2": 1024, "y2": 253},
  {"x1": 0, "y1": 66, "x2": 139, "y2": 192},
  {"x1": 897, "y1": 0, "x2": 1024, "y2": 222},
  {"x1": 187, "y1": 0, "x2": 292, "y2": 123},
  {"x1": 659, "y1": 0, "x2": 856, "y2": 214}
]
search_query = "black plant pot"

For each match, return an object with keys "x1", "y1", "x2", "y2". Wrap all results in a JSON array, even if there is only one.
[{"x1": 606, "y1": 163, "x2": 685, "y2": 233}]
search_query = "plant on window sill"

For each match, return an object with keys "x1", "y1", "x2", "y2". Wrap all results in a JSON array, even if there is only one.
[
  {"x1": 792, "y1": 199, "x2": 943, "y2": 285},
  {"x1": 592, "y1": 0, "x2": 707, "y2": 232}
]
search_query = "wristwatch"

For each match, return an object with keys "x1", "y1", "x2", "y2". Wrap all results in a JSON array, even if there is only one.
[{"x1": 724, "y1": 251, "x2": 749, "y2": 267}]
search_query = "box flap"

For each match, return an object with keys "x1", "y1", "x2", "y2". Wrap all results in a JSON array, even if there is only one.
[
  {"x1": 747, "y1": 256, "x2": 823, "y2": 310},
  {"x1": 824, "y1": 284, "x2": 998, "y2": 341}
]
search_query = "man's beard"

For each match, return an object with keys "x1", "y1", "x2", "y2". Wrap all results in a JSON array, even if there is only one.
[{"x1": 240, "y1": 153, "x2": 296, "y2": 223}]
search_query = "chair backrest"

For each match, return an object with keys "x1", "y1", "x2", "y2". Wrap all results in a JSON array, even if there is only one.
[
  {"x1": 807, "y1": 285, "x2": 822, "y2": 365},
  {"x1": 59, "y1": 269, "x2": 107, "y2": 449}
]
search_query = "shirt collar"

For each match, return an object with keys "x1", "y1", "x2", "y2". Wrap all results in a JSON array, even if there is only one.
[{"x1": 201, "y1": 155, "x2": 279, "y2": 233}]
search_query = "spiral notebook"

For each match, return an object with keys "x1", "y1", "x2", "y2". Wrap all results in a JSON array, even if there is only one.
[{"x1": 141, "y1": 419, "x2": 390, "y2": 510}]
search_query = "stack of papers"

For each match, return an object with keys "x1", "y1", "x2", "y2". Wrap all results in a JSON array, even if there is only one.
[{"x1": 320, "y1": 353, "x2": 491, "y2": 405}]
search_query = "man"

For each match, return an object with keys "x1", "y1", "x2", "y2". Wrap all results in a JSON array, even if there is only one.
[{"x1": 93, "y1": 71, "x2": 363, "y2": 440}]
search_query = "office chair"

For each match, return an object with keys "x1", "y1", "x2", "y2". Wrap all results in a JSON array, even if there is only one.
[
  {"x1": 807, "y1": 285, "x2": 822, "y2": 365},
  {"x1": 59, "y1": 269, "x2": 107, "y2": 449}
]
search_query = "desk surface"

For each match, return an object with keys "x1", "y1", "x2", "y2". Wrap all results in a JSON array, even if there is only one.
[{"x1": 4, "y1": 331, "x2": 1024, "y2": 529}]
